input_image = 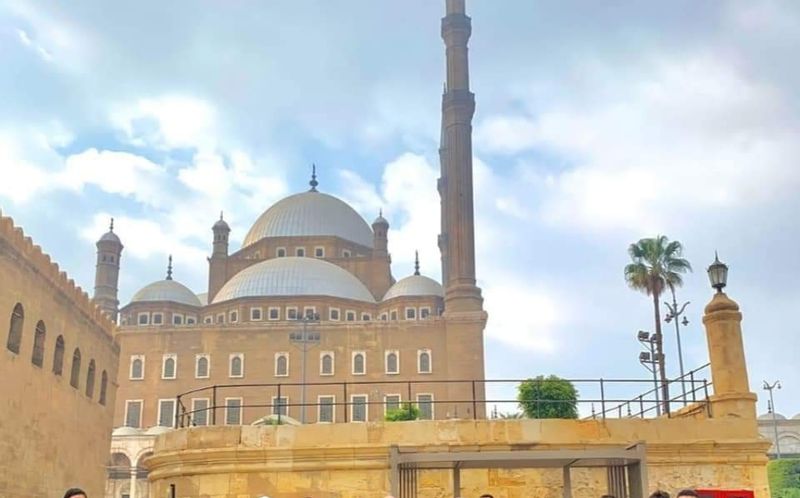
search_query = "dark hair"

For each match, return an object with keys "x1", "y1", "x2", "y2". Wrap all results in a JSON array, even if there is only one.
[
  {"x1": 677, "y1": 490, "x2": 698, "y2": 498},
  {"x1": 650, "y1": 491, "x2": 670, "y2": 498},
  {"x1": 480, "y1": 495, "x2": 494, "y2": 498},
  {"x1": 602, "y1": 495, "x2": 616, "y2": 498},
  {"x1": 64, "y1": 489, "x2": 87, "y2": 498}
]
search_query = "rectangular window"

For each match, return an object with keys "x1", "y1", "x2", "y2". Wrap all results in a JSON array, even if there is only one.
[
  {"x1": 276, "y1": 247, "x2": 286, "y2": 257},
  {"x1": 303, "y1": 306, "x2": 317, "y2": 319},
  {"x1": 195, "y1": 354, "x2": 210, "y2": 379},
  {"x1": 351, "y1": 394, "x2": 368, "y2": 422},
  {"x1": 158, "y1": 399, "x2": 176, "y2": 427},
  {"x1": 380, "y1": 313, "x2": 388, "y2": 321},
  {"x1": 268, "y1": 307, "x2": 280, "y2": 320},
  {"x1": 287, "y1": 307, "x2": 298, "y2": 320},
  {"x1": 361, "y1": 313, "x2": 371, "y2": 321},
  {"x1": 390, "y1": 310, "x2": 398, "y2": 321},
  {"x1": 314, "y1": 246, "x2": 325, "y2": 258},
  {"x1": 405, "y1": 307, "x2": 417, "y2": 320},
  {"x1": 162, "y1": 354, "x2": 177, "y2": 380},
  {"x1": 420, "y1": 307, "x2": 431, "y2": 319},
  {"x1": 384, "y1": 395, "x2": 401, "y2": 414},
  {"x1": 352, "y1": 351, "x2": 366, "y2": 375},
  {"x1": 250, "y1": 307, "x2": 262, "y2": 321},
  {"x1": 225, "y1": 398, "x2": 242, "y2": 425},
  {"x1": 129, "y1": 355, "x2": 145, "y2": 380},
  {"x1": 318, "y1": 395, "x2": 335, "y2": 423},
  {"x1": 137, "y1": 313, "x2": 149, "y2": 326},
  {"x1": 192, "y1": 398, "x2": 209, "y2": 426},
  {"x1": 204, "y1": 316, "x2": 213, "y2": 324},
  {"x1": 216, "y1": 313, "x2": 225, "y2": 324},
  {"x1": 345, "y1": 310, "x2": 356, "y2": 322},
  {"x1": 152, "y1": 313, "x2": 163, "y2": 325},
  {"x1": 295, "y1": 247, "x2": 306, "y2": 257},
  {"x1": 329, "y1": 308, "x2": 340, "y2": 321},
  {"x1": 172, "y1": 314, "x2": 184, "y2": 325},
  {"x1": 186, "y1": 316, "x2": 197, "y2": 325},
  {"x1": 342, "y1": 249, "x2": 351, "y2": 258},
  {"x1": 229, "y1": 353, "x2": 244, "y2": 378},
  {"x1": 417, "y1": 394, "x2": 434, "y2": 420},
  {"x1": 125, "y1": 400, "x2": 143, "y2": 428},
  {"x1": 272, "y1": 396, "x2": 288, "y2": 416},
  {"x1": 229, "y1": 310, "x2": 238, "y2": 323}
]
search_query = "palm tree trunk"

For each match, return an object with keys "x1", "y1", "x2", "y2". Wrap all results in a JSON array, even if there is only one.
[{"x1": 652, "y1": 292, "x2": 670, "y2": 414}]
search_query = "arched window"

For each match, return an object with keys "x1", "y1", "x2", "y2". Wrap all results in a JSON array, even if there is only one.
[
  {"x1": 85, "y1": 359, "x2": 96, "y2": 398},
  {"x1": 130, "y1": 356, "x2": 144, "y2": 380},
  {"x1": 6, "y1": 303, "x2": 24, "y2": 354},
  {"x1": 99, "y1": 370, "x2": 108, "y2": 405},
  {"x1": 162, "y1": 355, "x2": 176, "y2": 379},
  {"x1": 52, "y1": 335, "x2": 65, "y2": 375},
  {"x1": 320, "y1": 353, "x2": 333, "y2": 375},
  {"x1": 418, "y1": 350, "x2": 431, "y2": 374},
  {"x1": 229, "y1": 354, "x2": 243, "y2": 378},
  {"x1": 386, "y1": 351, "x2": 399, "y2": 374},
  {"x1": 275, "y1": 353, "x2": 288, "y2": 377},
  {"x1": 70, "y1": 348, "x2": 82, "y2": 388},
  {"x1": 352, "y1": 352, "x2": 365, "y2": 375},
  {"x1": 31, "y1": 320, "x2": 46, "y2": 367},
  {"x1": 196, "y1": 355, "x2": 209, "y2": 378}
]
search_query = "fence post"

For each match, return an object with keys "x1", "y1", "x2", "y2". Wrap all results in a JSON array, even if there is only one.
[
  {"x1": 703, "y1": 380, "x2": 712, "y2": 418},
  {"x1": 175, "y1": 395, "x2": 181, "y2": 429},
  {"x1": 343, "y1": 382, "x2": 349, "y2": 423},
  {"x1": 690, "y1": 370, "x2": 697, "y2": 403},
  {"x1": 639, "y1": 395, "x2": 644, "y2": 417},
  {"x1": 471, "y1": 380, "x2": 477, "y2": 420},
  {"x1": 277, "y1": 383, "x2": 282, "y2": 425},
  {"x1": 212, "y1": 386, "x2": 217, "y2": 426},
  {"x1": 407, "y1": 381, "x2": 412, "y2": 411},
  {"x1": 600, "y1": 378, "x2": 606, "y2": 420}
]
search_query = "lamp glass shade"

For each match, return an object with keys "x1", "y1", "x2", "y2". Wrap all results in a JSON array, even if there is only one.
[{"x1": 707, "y1": 253, "x2": 728, "y2": 291}]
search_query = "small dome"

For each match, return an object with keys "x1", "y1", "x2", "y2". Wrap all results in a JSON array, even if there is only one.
[
  {"x1": 213, "y1": 217, "x2": 230, "y2": 231},
  {"x1": 144, "y1": 426, "x2": 172, "y2": 435},
  {"x1": 373, "y1": 213, "x2": 389, "y2": 227},
  {"x1": 383, "y1": 274, "x2": 444, "y2": 301},
  {"x1": 759, "y1": 412, "x2": 787, "y2": 420},
  {"x1": 213, "y1": 257, "x2": 376, "y2": 304},
  {"x1": 99, "y1": 231, "x2": 121, "y2": 244},
  {"x1": 242, "y1": 191, "x2": 373, "y2": 248},
  {"x1": 131, "y1": 280, "x2": 202, "y2": 307},
  {"x1": 112, "y1": 426, "x2": 142, "y2": 436}
]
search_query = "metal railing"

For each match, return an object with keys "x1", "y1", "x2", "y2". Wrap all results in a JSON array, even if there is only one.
[{"x1": 173, "y1": 365, "x2": 713, "y2": 428}]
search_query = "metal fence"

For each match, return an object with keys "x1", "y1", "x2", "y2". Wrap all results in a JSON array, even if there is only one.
[{"x1": 173, "y1": 363, "x2": 712, "y2": 428}]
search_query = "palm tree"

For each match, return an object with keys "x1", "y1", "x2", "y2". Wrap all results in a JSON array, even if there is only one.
[{"x1": 624, "y1": 235, "x2": 692, "y2": 414}]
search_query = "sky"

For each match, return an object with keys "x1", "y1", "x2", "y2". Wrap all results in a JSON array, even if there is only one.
[{"x1": 1, "y1": 0, "x2": 798, "y2": 417}]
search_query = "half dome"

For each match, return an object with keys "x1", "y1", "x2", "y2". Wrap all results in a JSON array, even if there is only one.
[
  {"x1": 758, "y1": 412, "x2": 787, "y2": 421},
  {"x1": 383, "y1": 275, "x2": 444, "y2": 301},
  {"x1": 242, "y1": 191, "x2": 373, "y2": 248},
  {"x1": 213, "y1": 257, "x2": 376, "y2": 304},
  {"x1": 130, "y1": 280, "x2": 202, "y2": 307}
]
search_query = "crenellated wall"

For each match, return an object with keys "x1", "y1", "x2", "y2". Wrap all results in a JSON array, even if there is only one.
[{"x1": 0, "y1": 210, "x2": 120, "y2": 498}]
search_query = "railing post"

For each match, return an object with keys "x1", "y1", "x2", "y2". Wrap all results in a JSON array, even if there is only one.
[
  {"x1": 212, "y1": 386, "x2": 217, "y2": 426},
  {"x1": 639, "y1": 395, "x2": 644, "y2": 417},
  {"x1": 277, "y1": 383, "x2": 282, "y2": 425},
  {"x1": 703, "y1": 379, "x2": 712, "y2": 418},
  {"x1": 690, "y1": 370, "x2": 697, "y2": 403},
  {"x1": 471, "y1": 380, "x2": 477, "y2": 420},
  {"x1": 343, "y1": 382, "x2": 349, "y2": 423},
  {"x1": 407, "y1": 381, "x2": 412, "y2": 411},
  {"x1": 600, "y1": 378, "x2": 606, "y2": 420},
  {"x1": 175, "y1": 395, "x2": 181, "y2": 429}
]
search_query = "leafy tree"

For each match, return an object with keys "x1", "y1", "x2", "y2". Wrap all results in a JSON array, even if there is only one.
[
  {"x1": 384, "y1": 403, "x2": 420, "y2": 421},
  {"x1": 624, "y1": 235, "x2": 691, "y2": 413},
  {"x1": 769, "y1": 459, "x2": 800, "y2": 498},
  {"x1": 517, "y1": 375, "x2": 578, "y2": 419}
]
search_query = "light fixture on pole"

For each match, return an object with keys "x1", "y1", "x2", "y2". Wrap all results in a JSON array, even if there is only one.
[
  {"x1": 707, "y1": 252, "x2": 729, "y2": 293},
  {"x1": 762, "y1": 380, "x2": 782, "y2": 459},
  {"x1": 664, "y1": 297, "x2": 690, "y2": 403},
  {"x1": 637, "y1": 330, "x2": 662, "y2": 416},
  {"x1": 290, "y1": 312, "x2": 320, "y2": 424}
]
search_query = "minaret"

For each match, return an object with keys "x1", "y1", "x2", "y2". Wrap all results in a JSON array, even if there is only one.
[
  {"x1": 439, "y1": 0, "x2": 482, "y2": 312},
  {"x1": 208, "y1": 212, "x2": 230, "y2": 302},
  {"x1": 93, "y1": 218, "x2": 124, "y2": 322},
  {"x1": 212, "y1": 211, "x2": 230, "y2": 257},
  {"x1": 372, "y1": 209, "x2": 389, "y2": 255}
]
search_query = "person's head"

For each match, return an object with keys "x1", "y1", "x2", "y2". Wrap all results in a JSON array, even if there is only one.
[
  {"x1": 650, "y1": 491, "x2": 670, "y2": 498},
  {"x1": 480, "y1": 495, "x2": 494, "y2": 498},
  {"x1": 677, "y1": 490, "x2": 698, "y2": 498},
  {"x1": 64, "y1": 489, "x2": 87, "y2": 498}
]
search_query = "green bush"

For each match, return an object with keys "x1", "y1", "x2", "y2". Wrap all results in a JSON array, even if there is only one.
[
  {"x1": 769, "y1": 458, "x2": 800, "y2": 498},
  {"x1": 384, "y1": 403, "x2": 420, "y2": 421},
  {"x1": 517, "y1": 375, "x2": 579, "y2": 419}
]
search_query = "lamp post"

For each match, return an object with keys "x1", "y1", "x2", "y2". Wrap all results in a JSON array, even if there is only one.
[
  {"x1": 707, "y1": 251, "x2": 729, "y2": 293},
  {"x1": 638, "y1": 330, "x2": 662, "y2": 416},
  {"x1": 290, "y1": 312, "x2": 320, "y2": 423},
  {"x1": 763, "y1": 380, "x2": 782, "y2": 459},
  {"x1": 664, "y1": 294, "x2": 690, "y2": 402}
]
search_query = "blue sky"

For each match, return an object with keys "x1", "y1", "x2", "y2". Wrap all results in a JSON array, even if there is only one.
[{"x1": 1, "y1": 0, "x2": 798, "y2": 416}]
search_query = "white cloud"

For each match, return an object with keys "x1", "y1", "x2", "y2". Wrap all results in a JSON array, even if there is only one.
[{"x1": 111, "y1": 95, "x2": 216, "y2": 150}]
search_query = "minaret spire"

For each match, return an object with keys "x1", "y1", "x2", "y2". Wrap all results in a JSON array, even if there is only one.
[
  {"x1": 166, "y1": 254, "x2": 173, "y2": 280},
  {"x1": 309, "y1": 163, "x2": 319, "y2": 192},
  {"x1": 414, "y1": 251, "x2": 420, "y2": 276},
  {"x1": 438, "y1": 0, "x2": 482, "y2": 311}
]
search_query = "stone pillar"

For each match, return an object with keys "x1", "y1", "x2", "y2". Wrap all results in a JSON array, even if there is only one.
[
  {"x1": 129, "y1": 467, "x2": 138, "y2": 498},
  {"x1": 702, "y1": 291, "x2": 757, "y2": 419}
]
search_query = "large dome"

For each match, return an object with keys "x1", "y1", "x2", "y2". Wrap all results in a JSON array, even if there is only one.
[
  {"x1": 130, "y1": 280, "x2": 202, "y2": 307},
  {"x1": 383, "y1": 275, "x2": 444, "y2": 301},
  {"x1": 213, "y1": 257, "x2": 376, "y2": 304},
  {"x1": 242, "y1": 191, "x2": 373, "y2": 248}
]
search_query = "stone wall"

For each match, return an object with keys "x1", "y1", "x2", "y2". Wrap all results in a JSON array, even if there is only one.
[
  {"x1": 145, "y1": 417, "x2": 770, "y2": 498},
  {"x1": 0, "y1": 212, "x2": 120, "y2": 498}
]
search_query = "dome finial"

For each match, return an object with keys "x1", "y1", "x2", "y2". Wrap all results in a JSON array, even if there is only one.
[
  {"x1": 109, "y1": 217, "x2": 115, "y2": 232},
  {"x1": 379, "y1": 208, "x2": 383, "y2": 217},
  {"x1": 166, "y1": 254, "x2": 173, "y2": 280},
  {"x1": 414, "y1": 250, "x2": 420, "y2": 276},
  {"x1": 309, "y1": 163, "x2": 319, "y2": 192},
  {"x1": 220, "y1": 211, "x2": 224, "y2": 221}
]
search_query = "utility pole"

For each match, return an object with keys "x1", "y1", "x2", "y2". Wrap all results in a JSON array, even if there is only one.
[
  {"x1": 290, "y1": 313, "x2": 320, "y2": 423},
  {"x1": 664, "y1": 287, "x2": 690, "y2": 403},
  {"x1": 763, "y1": 380, "x2": 782, "y2": 459}
]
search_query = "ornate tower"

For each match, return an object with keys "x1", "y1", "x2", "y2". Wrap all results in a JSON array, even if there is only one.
[
  {"x1": 93, "y1": 218, "x2": 123, "y2": 322},
  {"x1": 208, "y1": 212, "x2": 231, "y2": 301},
  {"x1": 439, "y1": 0, "x2": 482, "y2": 313},
  {"x1": 372, "y1": 209, "x2": 389, "y2": 256}
]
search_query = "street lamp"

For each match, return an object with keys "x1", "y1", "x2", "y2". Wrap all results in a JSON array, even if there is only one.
[
  {"x1": 763, "y1": 380, "x2": 782, "y2": 459},
  {"x1": 707, "y1": 252, "x2": 729, "y2": 293},
  {"x1": 638, "y1": 331, "x2": 663, "y2": 416},
  {"x1": 664, "y1": 297, "x2": 690, "y2": 402},
  {"x1": 290, "y1": 312, "x2": 320, "y2": 423}
]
